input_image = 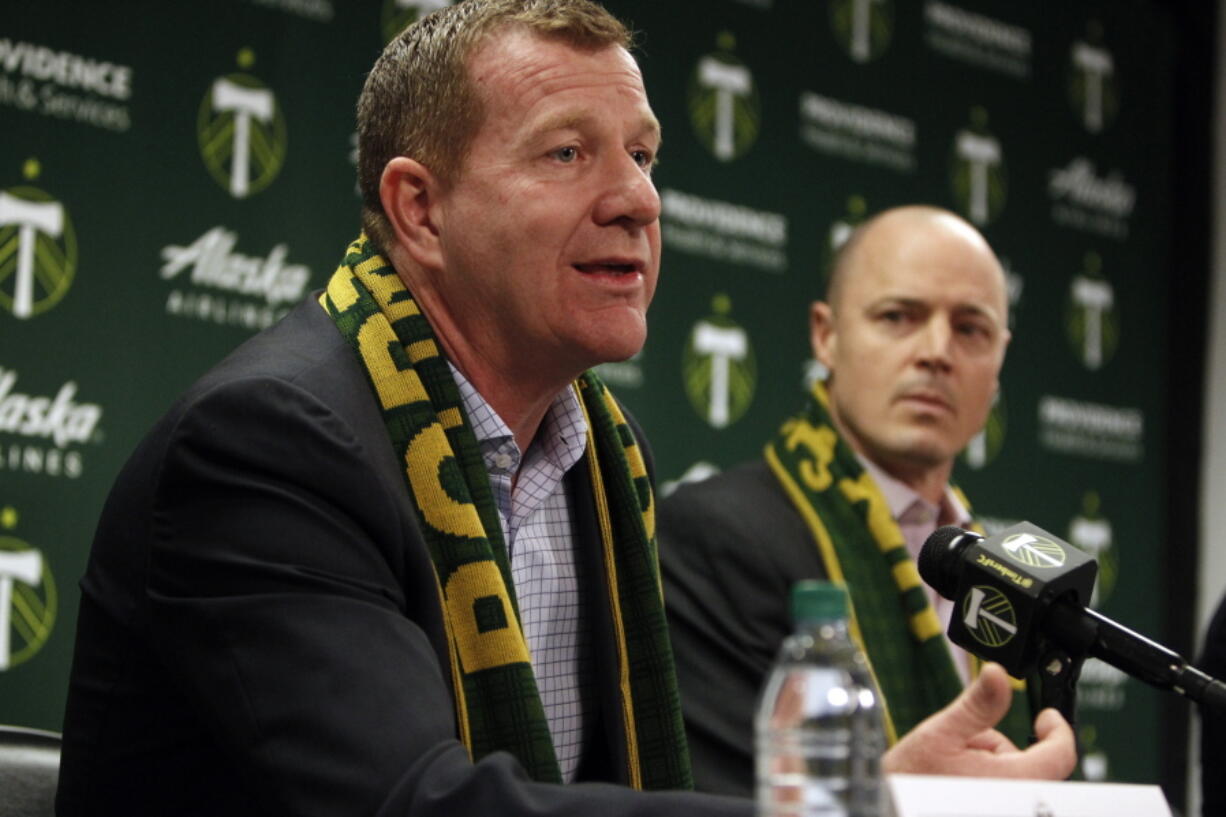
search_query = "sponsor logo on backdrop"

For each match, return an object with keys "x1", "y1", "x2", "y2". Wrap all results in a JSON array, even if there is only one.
[
  {"x1": 1001, "y1": 258, "x2": 1024, "y2": 328},
  {"x1": 198, "y1": 50, "x2": 287, "y2": 199},
  {"x1": 829, "y1": 0, "x2": 894, "y2": 64},
  {"x1": 799, "y1": 92, "x2": 915, "y2": 172},
  {"x1": 661, "y1": 188, "x2": 788, "y2": 273},
  {"x1": 1, "y1": 161, "x2": 77, "y2": 320},
  {"x1": 248, "y1": 0, "x2": 334, "y2": 20},
  {"x1": 593, "y1": 349, "x2": 644, "y2": 390},
  {"x1": 1048, "y1": 157, "x2": 1135, "y2": 240},
  {"x1": 1065, "y1": 252, "x2": 1118, "y2": 371},
  {"x1": 688, "y1": 34, "x2": 760, "y2": 163},
  {"x1": 382, "y1": 0, "x2": 453, "y2": 43},
  {"x1": 683, "y1": 294, "x2": 756, "y2": 429},
  {"x1": 1079, "y1": 661, "x2": 1127, "y2": 713},
  {"x1": 923, "y1": 1, "x2": 1031, "y2": 78},
  {"x1": 950, "y1": 107, "x2": 1006, "y2": 226},
  {"x1": 1068, "y1": 491, "x2": 1115, "y2": 608},
  {"x1": 0, "y1": 367, "x2": 102, "y2": 480},
  {"x1": 160, "y1": 226, "x2": 312, "y2": 330},
  {"x1": 660, "y1": 461, "x2": 722, "y2": 499},
  {"x1": 1037, "y1": 395, "x2": 1142, "y2": 463},
  {"x1": 963, "y1": 389, "x2": 1005, "y2": 469},
  {"x1": 0, "y1": 38, "x2": 133, "y2": 131},
  {"x1": 1069, "y1": 22, "x2": 1119, "y2": 134},
  {"x1": 820, "y1": 194, "x2": 868, "y2": 285},
  {"x1": 0, "y1": 508, "x2": 56, "y2": 672},
  {"x1": 1077, "y1": 719, "x2": 1116, "y2": 782}
]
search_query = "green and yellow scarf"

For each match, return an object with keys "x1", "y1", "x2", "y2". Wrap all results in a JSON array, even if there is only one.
[
  {"x1": 319, "y1": 235, "x2": 691, "y2": 789},
  {"x1": 765, "y1": 382, "x2": 1029, "y2": 744}
]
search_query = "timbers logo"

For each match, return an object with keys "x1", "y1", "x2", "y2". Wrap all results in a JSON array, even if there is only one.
[
  {"x1": 198, "y1": 50, "x2": 287, "y2": 199},
  {"x1": 0, "y1": 509, "x2": 56, "y2": 671},
  {"x1": 829, "y1": 0, "x2": 894, "y2": 64},
  {"x1": 0, "y1": 160, "x2": 77, "y2": 320},
  {"x1": 682, "y1": 294, "x2": 756, "y2": 429},
  {"x1": 688, "y1": 33, "x2": 760, "y2": 163},
  {"x1": 950, "y1": 107, "x2": 1007, "y2": 226},
  {"x1": 1065, "y1": 251, "x2": 1119, "y2": 371}
]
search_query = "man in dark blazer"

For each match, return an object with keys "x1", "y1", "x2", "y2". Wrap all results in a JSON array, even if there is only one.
[
  {"x1": 660, "y1": 206, "x2": 1029, "y2": 797},
  {"x1": 56, "y1": 4, "x2": 1074, "y2": 815}
]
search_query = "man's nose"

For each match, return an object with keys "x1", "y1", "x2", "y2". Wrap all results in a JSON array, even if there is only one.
[
  {"x1": 593, "y1": 154, "x2": 661, "y2": 229},
  {"x1": 915, "y1": 318, "x2": 954, "y2": 371}
]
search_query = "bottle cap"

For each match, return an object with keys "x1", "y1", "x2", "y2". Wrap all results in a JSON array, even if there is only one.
[{"x1": 791, "y1": 580, "x2": 849, "y2": 624}]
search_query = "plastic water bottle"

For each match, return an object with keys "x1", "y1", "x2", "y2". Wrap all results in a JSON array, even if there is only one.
[{"x1": 755, "y1": 580, "x2": 886, "y2": 817}]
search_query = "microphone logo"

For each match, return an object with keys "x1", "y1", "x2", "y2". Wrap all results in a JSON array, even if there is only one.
[
  {"x1": 961, "y1": 585, "x2": 1018, "y2": 649},
  {"x1": 1001, "y1": 532, "x2": 1068, "y2": 569}
]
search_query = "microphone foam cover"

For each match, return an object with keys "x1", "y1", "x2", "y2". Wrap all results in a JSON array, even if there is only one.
[{"x1": 918, "y1": 525, "x2": 976, "y2": 601}]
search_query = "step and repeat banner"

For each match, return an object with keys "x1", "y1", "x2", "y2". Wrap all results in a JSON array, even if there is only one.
[{"x1": 2, "y1": 0, "x2": 1176, "y2": 790}]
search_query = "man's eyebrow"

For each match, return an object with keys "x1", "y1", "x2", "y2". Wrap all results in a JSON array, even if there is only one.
[
  {"x1": 529, "y1": 111, "x2": 662, "y2": 145},
  {"x1": 865, "y1": 296, "x2": 1003, "y2": 321}
]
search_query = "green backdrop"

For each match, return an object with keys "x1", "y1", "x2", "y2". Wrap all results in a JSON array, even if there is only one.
[{"x1": 0, "y1": 0, "x2": 1180, "y2": 796}]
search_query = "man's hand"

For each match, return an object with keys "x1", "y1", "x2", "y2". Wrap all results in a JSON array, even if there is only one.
[{"x1": 882, "y1": 662, "x2": 1076, "y2": 779}]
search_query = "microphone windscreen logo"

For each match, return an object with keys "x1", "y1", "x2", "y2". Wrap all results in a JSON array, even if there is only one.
[
  {"x1": 961, "y1": 585, "x2": 1019, "y2": 649},
  {"x1": 1001, "y1": 532, "x2": 1068, "y2": 569}
]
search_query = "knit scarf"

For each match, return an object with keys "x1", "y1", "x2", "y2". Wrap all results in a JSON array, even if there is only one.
[
  {"x1": 320, "y1": 235, "x2": 691, "y2": 789},
  {"x1": 764, "y1": 382, "x2": 1029, "y2": 744}
]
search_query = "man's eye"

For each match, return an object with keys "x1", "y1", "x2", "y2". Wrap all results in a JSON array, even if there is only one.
[
  {"x1": 552, "y1": 146, "x2": 579, "y2": 162},
  {"x1": 631, "y1": 149, "x2": 654, "y2": 168},
  {"x1": 879, "y1": 310, "x2": 906, "y2": 323}
]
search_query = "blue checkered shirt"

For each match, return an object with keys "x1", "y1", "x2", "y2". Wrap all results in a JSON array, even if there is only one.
[{"x1": 449, "y1": 365, "x2": 594, "y2": 781}]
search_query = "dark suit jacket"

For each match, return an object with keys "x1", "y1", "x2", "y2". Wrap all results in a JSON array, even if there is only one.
[
  {"x1": 1202, "y1": 593, "x2": 1226, "y2": 815},
  {"x1": 658, "y1": 459, "x2": 825, "y2": 798},
  {"x1": 57, "y1": 297, "x2": 749, "y2": 817}
]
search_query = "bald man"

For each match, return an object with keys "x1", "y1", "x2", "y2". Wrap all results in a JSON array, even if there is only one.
[{"x1": 659, "y1": 206, "x2": 1031, "y2": 797}]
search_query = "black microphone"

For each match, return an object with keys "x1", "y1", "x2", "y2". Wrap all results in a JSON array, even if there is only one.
[{"x1": 919, "y1": 522, "x2": 1226, "y2": 713}]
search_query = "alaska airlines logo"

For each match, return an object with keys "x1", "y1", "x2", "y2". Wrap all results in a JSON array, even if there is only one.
[
  {"x1": 830, "y1": 0, "x2": 894, "y2": 64},
  {"x1": 0, "y1": 508, "x2": 56, "y2": 672},
  {"x1": 1049, "y1": 158, "x2": 1135, "y2": 217},
  {"x1": 198, "y1": 53, "x2": 286, "y2": 199},
  {"x1": 0, "y1": 163, "x2": 77, "y2": 320},
  {"x1": 160, "y1": 226, "x2": 311, "y2": 306},
  {"x1": 0, "y1": 367, "x2": 103, "y2": 449},
  {"x1": 1048, "y1": 158, "x2": 1135, "y2": 240},
  {"x1": 688, "y1": 34, "x2": 760, "y2": 163},
  {"x1": 382, "y1": 0, "x2": 453, "y2": 43},
  {"x1": 682, "y1": 294, "x2": 756, "y2": 429},
  {"x1": 1065, "y1": 253, "x2": 1118, "y2": 371},
  {"x1": 1069, "y1": 22, "x2": 1119, "y2": 134},
  {"x1": 950, "y1": 107, "x2": 1006, "y2": 226}
]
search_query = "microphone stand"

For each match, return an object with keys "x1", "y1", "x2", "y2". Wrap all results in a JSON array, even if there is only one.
[{"x1": 1026, "y1": 639, "x2": 1086, "y2": 743}]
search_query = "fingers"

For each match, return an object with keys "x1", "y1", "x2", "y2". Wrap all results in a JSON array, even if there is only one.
[
  {"x1": 1019, "y1": 708, "x2": 1077, "y2": 780},
  {"x1": 946, "y1": 662, "x2": 1014, "y2": 739}
]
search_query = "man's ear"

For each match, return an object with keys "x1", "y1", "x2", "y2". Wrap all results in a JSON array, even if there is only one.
[
  {"x1": 809, "y1": 300, "x2": 837, "y2": 369},
  {"x1": 380, "y1": 156, "x2": 444, "y2": 271}
]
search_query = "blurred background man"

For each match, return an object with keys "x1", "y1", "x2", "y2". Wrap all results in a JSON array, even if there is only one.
[{"x1": 661, "y1": 205, "x2": 1027, "y2": 796}]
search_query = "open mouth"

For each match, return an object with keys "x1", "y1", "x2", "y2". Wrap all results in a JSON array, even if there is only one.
[{"x1": 573, "y1": 261, "x2": 640, "y2": 275}]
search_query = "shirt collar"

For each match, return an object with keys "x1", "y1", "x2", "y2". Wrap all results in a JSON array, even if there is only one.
[
  {"x1": 856, "y1": 454, "x2": 970, "y2": 528},
  {"x1": 448, "y1": 363, "x2": 587, "y2": 475}
]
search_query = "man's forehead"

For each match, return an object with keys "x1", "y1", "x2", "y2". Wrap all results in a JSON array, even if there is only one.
[
  {"x1": 846, "y1": 260, "x2": 1008, "y2": 315},
  {"x1": 471, "y1": 30, "x2": 645, "y2": 100}
]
